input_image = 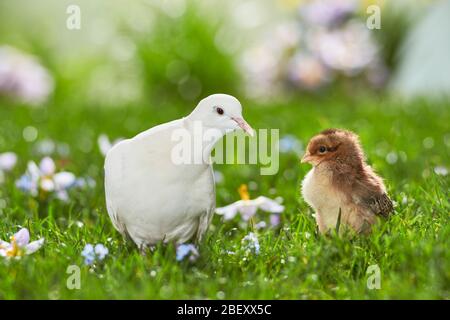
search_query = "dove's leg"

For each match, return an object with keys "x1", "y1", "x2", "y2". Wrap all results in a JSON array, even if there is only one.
[
  {"x1": 137, "y1": 243, "x2": 156, "y2": 256},
  {"x1": 195, "y1": 207, "x2": 214, "y2": 243}
]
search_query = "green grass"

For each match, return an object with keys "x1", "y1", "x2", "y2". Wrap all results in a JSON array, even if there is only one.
[{"x1": 0, "y1": 94, "x2": 449, "y2": 299}]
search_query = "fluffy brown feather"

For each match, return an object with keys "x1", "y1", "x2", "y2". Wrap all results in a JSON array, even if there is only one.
[{"x1": 301, "y1": 129, "x2": 393, "y2": 234}]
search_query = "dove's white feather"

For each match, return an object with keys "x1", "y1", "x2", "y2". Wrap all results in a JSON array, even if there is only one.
[{"x1": 104, "y1": 94, "x2": 252, "y2": 248}]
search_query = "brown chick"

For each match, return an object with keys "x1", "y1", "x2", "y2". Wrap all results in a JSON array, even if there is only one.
[{"x1": 301, "y1": 129, "x2": 393, "y2": 234}]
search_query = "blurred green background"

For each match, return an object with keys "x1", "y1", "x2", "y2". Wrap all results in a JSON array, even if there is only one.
[
  {"x1": 0, "y1": 0, "x2": 449, "y2": 299},
  {"x1": 1, "y1": 0, "x2": 448, "y2": 109}
]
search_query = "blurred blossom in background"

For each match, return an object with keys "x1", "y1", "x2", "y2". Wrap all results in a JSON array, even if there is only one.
[
  {"x1": 0, "y1": 0, "x2": 448, "y2": 108},
  {"x1": 240, "y1": 0, "x2": 387, "y2": 100},
  {"x1": 0, "y1": 46, "x2": 53, "y2": 106}
]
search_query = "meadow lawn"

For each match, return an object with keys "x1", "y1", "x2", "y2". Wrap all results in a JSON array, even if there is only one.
[{"x1": 0, "y1": 94, "x2": 449, "y2": 299}]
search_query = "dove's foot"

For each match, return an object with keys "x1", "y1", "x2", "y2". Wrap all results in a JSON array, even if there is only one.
[{"x1": 138, "y1": 243, "x2": 156, "y2": 256}]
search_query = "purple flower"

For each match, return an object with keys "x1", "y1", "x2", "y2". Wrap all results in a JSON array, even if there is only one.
[
  {"x1": 94, "y1": 244, "x2": 109, "y2": 260},
  {"x1": 0, "y1": 46, "x2": 53, "y2": 105},
  {"x1": 176, "y1": 244, "x2": 199, "y2": 262},
  {"x1": 311, "y1": 22, "x2": 378, "y2": 75},
  {"x1": 270, "y1": 214, "x2": 281, "y2": 227},
  {"x1": 81, "y1": 244, "x2": 95, "y2": 265},
  {"x1": 300, "y1": 0, "x2": 357, "y2": 27},
  {"x1": 255, "y1": 221, "x2": 267, "y2": 229},
  {"x1": 81, "y1": 243, "x2": 109, "y2": 265}
]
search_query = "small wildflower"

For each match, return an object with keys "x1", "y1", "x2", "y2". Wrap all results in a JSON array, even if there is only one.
[
  {"x1": 241, "y1": 232, "x2": 260, "y2": 255},
  {"x1": 15, "y1": 157, "x2": 91, "y2": 201},
  {"x1": 434, "y1": 166, "x2": 448, "y2": 176},
  {"x1": 94, "y1": 244, "x2": 109, "y2": 260},
  {"x1": 81, "y1": 244, "x2": 95, "y2": 265},
  {"x1": 81, "y1": 243, "x2": 108, "y2": 265},
  {"x1": 255, "y1": 221, "x2": 267, "y2": 229},
  {"x1": 270, "y1": 214, "x2": 281, "y2": 227},
  {"x1": 0, "y1": 152, "x2": 17, "y2": 172},
  {"x1": 0, "y1": 228, "x2": 44, "y2": 259},
  {"x1": 0, "y1": 152, "x2": 18, "y2": 184},
  {"x1": 176, "y1": 244, "x2": 199, "y2": 262},
  {"x1": 0, "y1": 45, "x2": 53, "y2": 105},
  {"x1": 215, "y1": 184, "x2": 284, "y2": 221}
]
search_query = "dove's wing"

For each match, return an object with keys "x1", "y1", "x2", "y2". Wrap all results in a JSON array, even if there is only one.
[
  {"x1": 104, "y1": 118, "x2": 218, "y2": 246},
  {"x1": 104, "y1": 120, "x2": 183, "y2": 237},
  {"x1": 195, "y1": 165, "x2": 216, "y2": 242},
  {"x1": 104, "y1": 139, "x2": 130, "y2": 237}
]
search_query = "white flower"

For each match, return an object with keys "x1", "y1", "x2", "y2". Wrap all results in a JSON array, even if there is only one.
[
  {"x1": 215, "y1": 185, "x2": 284, "y2": 221},
  {"x1": 434, "y1": 166, "x2": 448, "y2": 176},
  {"x1": 15, "y1": 157, "x2": 76, "y2": 201},
  {"x1": 0, "y1": 152, "x2": 17, "y2": 184},
  {"x1": 0, "y1": 152, "x2": 17, "y2": 171},
  {"x1": 98, "y1": 134, "x2": 123, "y2": 157},
  {"x1": 216, "y1": 197, "x2": 284, "y2": 221},
  {"x1": 0, "y1": 45, "x2": 53, "y2": 105},
  {"x1": 0, "y1": 228, "x2": 44, "y2": 258}
]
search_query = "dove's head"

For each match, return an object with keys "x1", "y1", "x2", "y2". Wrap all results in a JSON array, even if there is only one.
[{"x1": 188, "y1": 94, "x2": 254, "y2": 136}]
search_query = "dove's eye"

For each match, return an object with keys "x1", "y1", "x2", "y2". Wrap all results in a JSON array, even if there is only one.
[
  {"x1": 216, "y1": 107, "x2": 224, "y2": 115},
  {"x1": 318, "y1": 146, "x2": 327, "y2": 153}
]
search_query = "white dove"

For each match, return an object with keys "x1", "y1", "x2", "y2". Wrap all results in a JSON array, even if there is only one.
[{"x1": 104, "y1": 94, "x2": 253, "y2": 249}]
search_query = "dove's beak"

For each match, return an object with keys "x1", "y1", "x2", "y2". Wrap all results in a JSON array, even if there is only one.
[{"x1": 232, "y1": 117, "x2": 254, "y2": 137}]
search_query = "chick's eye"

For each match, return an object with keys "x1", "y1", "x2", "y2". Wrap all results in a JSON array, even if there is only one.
[
  {"x1": 216, "y1": 107, "x2": 224, "y2": 115},
  {"x1": 318, "y1": 146, "x2": 327, "y2": 153}
]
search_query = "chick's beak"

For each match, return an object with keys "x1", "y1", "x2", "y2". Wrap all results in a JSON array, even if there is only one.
[
  {"x1": 232, "y1": 117, "x2": 254, "y2": 137},
  {"x1": 301, "y1": 152, "x2": 313, "y2": 164}
]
